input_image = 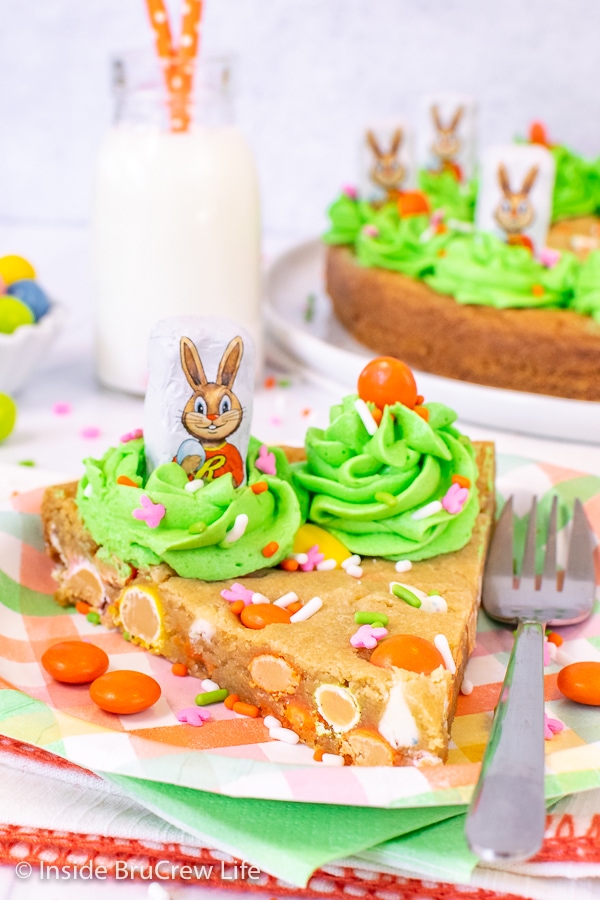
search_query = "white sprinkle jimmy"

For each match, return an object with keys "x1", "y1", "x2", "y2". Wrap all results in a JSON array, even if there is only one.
[
  {"x1": 184, "y1": 478, "x2": 204, "y2": 493},
  {"x1": 201, "y1": 678, "x2": 220, "y2": 693},
  {"x1": 354, "y1": 398, "x2": 379, "y2": 436},
  {"x1": 395, "y1": 559, "x2": 412, "y2": 573},
  {"x1": 268, "y1": 726, "x2": 300, "y2": 745},
  {"x1": 434, "y1": 633, "x2": 456, "y2": 673},
  {"x1": 251, "y1": 592, "x2": 270, "y2": 605},
  {"x1": 224, "y1": 513, "x2": 249, "y2": 543},
  {"x1": 273, "y1": 591, "x2": 298, "y2": 608},
  {"x1": 411, "y1": 500, "x2": 443, "y2": 521},
  {"x1": 290, "y1": 596, "x2": 323, "y2": 623},
  {"x1": 316, "y1": 558, "x2": 337, "y2": 571},
  {"x1": 342, "y1": 554, "x2": 361, "y2": 570}
]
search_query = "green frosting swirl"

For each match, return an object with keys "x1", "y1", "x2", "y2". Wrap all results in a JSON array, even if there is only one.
[
  {"x1": 418, "y1": 169, "x2": 478, "y2": 222},
  {"x1": 571, "y1": 249, "x2": 600, "y2": 322},
  {"x1": 292, "y1": 396, "x2": 479, "y2": 560},
  {"x1": 77, "y1": 437, "x2": 301, "y2": 581},
  {"x1": 424, "y1": 232, "x2": 578, "y2": 309},
  {"x1": 551, "y1": 145, "x2": 600, "y2": 221}
]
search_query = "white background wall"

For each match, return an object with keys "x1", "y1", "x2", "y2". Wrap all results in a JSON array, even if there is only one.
[{"x1": 0, "y1": 0, "x2": 599, "y2": 241}]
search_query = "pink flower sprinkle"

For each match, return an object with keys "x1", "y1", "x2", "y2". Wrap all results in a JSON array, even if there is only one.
[
  {"x1": 442, "y1": 482, "x2": 469, "y2": 514},
  {"x1": 177, "y1": 707, "x2": 210, "y2": 726},
  {"x1": 80, "y1": 426, "x2": 101, "y2": 440},
  {"x1": 343, "y1": 184, "x2": 358, "y2": 200},
  {"x1": 255, "y1": 443, "x2": 277, "y2": 476},
  {"x1": 120, "y1": 428, "x2": 143, "y2": 443},
  {"x1": 538, "y1": 246, "x2": 561, "y2": 268},
  {"x1": 430, "y1": 208, "x2": 445, "y2": 228},
  {"x1": 132, "y1": 494, "x2": 166, "y2": 528},
  {"x1": 269, "y1": 415, "x2": 283, "y2": 427},
  {"x1": 299, "y1": 544, "x2": 325, "y2": 572},
  {"x1": 220, "y1": 582, "x2": 254, "y2": 605},
  {"x1": 363, "y1": 224, "x2": 379, "y2": 238},
  {"x1": 350, "y1": 624, "x2": 388, "y2": 650},
  {"x1": 52, "y1": 402, "x2": 72, "y2": 416},
  {"x1": 544, "y1": 713, "x2": 564, "y2": 740}
]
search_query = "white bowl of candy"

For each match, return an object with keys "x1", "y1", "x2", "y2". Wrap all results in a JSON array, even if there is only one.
[{"x1": 0, "y1": 255, "x2": 64, "y2": 395}]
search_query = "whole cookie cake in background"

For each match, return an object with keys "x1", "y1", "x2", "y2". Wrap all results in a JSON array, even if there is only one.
[
  {"x1": 41, "y1": 316, "x2": 495, "y2": 767},
  {"x1": 324, "y1": 109, "x2": 600, "y2": 402}
]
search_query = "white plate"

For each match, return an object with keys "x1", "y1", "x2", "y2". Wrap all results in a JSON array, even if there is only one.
[{"x1": 265, "y1": 239, "x2": 600, "y2": 443}]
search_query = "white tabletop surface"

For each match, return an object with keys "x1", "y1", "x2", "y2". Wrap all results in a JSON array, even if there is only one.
[{"x1": 1, "y1": 222, "x2": 600, "y2": 900}]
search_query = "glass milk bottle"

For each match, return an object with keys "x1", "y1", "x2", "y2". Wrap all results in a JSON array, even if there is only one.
[{"x1": 92, "y1": 52, "x2": 262, "y2": 394}]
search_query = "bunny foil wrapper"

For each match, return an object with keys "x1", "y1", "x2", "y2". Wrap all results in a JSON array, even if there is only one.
[
  {"x1": 475, "y1": 144, "x2": 556, "y2": 253},
  {"x1": 144, "y1": 316, "x2": 254, "y2": 486}
]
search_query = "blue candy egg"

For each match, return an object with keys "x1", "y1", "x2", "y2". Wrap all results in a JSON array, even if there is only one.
[{"x1": 6, "y1": 279, "x2": 50, "y2": 321}]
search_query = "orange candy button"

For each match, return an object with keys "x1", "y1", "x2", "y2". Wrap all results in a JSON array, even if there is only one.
[
  {"x1": 41, "y1": 640, "x2": 109, "y2": 684},
  {"x1": 557, "y1": 662, "x2": 600, "y2": 706},
  {"x1": 240, "y1": 603, "x2": 291, "y2": 630},
  {"x1": 369, "y1": 634, "x2": 445, "y2": 675},
  {"x1": 358, "y1": 357, "x2": 418, "y2": 410},
  {"x1": 89, "y1": 670, "x2": 161, "y2": 714}
]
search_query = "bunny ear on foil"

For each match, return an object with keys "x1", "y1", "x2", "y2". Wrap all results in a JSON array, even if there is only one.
[{"x1": 143, "y1": 316, "x2": 255, "y2": 484}]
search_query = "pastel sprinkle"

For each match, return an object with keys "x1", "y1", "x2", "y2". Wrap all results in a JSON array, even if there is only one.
[
  {"x1": 224, "y1": 513, "x2": 249, "y2": 543},
  {"x1": 116, "y1": 475, "x2": 138, "y2": 487},
  {"x1": 544, "y1": 713, "x2": 565, "y2": 740},
  {"x1": 264, "y1": 376, "x2": 276, "y2": 389},
  {"x1": 362, "y1": 224, "x2": 379, "y2": 238},
  {"x1": 233, "y1": 701, "x2": 259, "y2": 717},
  {"x1": 188, "y1": 521, "x2": 207, "y2": 534},
  {"x1": 171, "y1": 663, "x2": 187, "y2": 677},
  {"x1": 411, "y1": 500, "x2": 443, "y2": 521},
  {"x1": 290, "y1": 596, "x2": 323, "y2": 622},
  {"x1": 86, "y1": 611, "x2": 100, "y2": 625},
  {"x1": 195, "y1": 688, "x2": 229, "y2": 706},
  {"x1": 293, "y1": 553, "x2": 309, "y2": 565},
  {"x1": 132, "y1": 494, "x2": 166, "y2": 528},
  {"x1": 346, "y1": 565, "x2": 363, "y2": 579},
  {"x1": 354, "y1": 398, "x2": 378, "y2": 436},
  {"x1": 273, "y1": 591, "x2": 299, "y2": 608},
  {"x1": 375, "y1": 491, "x2": 397, "y2": 507},
  {"x1": 120, "y1": 428, "x2": 143, "y2": 443},
  {"x1": 538, "y1": 247, "x2": 561, "y2": 268},
  {"x1": 350, "y1": 623, "x2": 388, "y2": 649},
  {"x1": 391, "y1": 583, "x2": 422, "y2": 608},
  {"x1": 299, "y1": 545, "x2": 324, "y2": 572},
  {"x1": 269, "y1": 726, "x2": 300, "y2": 745},
  {"x1": 262, "y1": 541, "x2": 279, "y2": 558},
  {"x1": 280, "y1": 558, "x2": 299, "y2": 571},
  {"x1": 452, "y1": 474, "x2": 471, "y2": 489},
  {"x1": 395, "y1": 559, "x2": 412, "y2": 573},
  {"x1": 18, "y1": 460, "x2": 35, "y2": 467},
  {"x1": 263, "y1": 715, "x2": 280, "y2": 729},
  {"x1": 322, "y1": 753, "x2": 345, "y2": 767},
  {"x1": 355, "y1": 611, "x2": 389, "y2": 626},
  {"x1": 83, "y1": 483, "x2": 93, "y2": 498},
  {"x1": 255, "y1": 444, "x2": 277, "y2": 475},
  {"x1": 185, "y1": 479, "x2": 204, "y2": 493},
  {"x1": 251, "y1": 592, "x2": 271, "y2": 605},
  {"x1": 270, "y1": 416, "x2": 283, "y2": 427},
  {"x1": 221, "y1": 583, "x2": 253, "y2": 605},
  {"x1": 461, "y1": 678, "x2": 474, "y2": 695},
  {"x1": 199, "y1": 679, "x2": 219, "y2": 693},
  {"x1": 52, "y1": 402, "x2": 71, "y2": 416},
  {"x1": 343, "y1": 184, "x2": 358, "y2": 199},
  {"x1": 304, "y1": 294, "x2": 316, "y2": 323},
  {"x1": 434, "y1": 633, "x2": 456, "y2": 673},
  {"x1": 278, "y1": 378, "x2": 291, "y2": 388},
  {"x1": 442, "y1": 482, "x2": 469, "y2": 514},
  {"x1": 251, "y1": 481, "x2": 268, "y2": 494},
  {"x1": 81, "y1": 426, "x2": 101, "y2": 440},
  {"x1": 341, "y1": 555, "x2": 361, "y2": 570},
  {"x1": 316, "y1": 558, "x2": 337, "y2": 571},
  {"x1": 421, "y1": 594, "x2": 448, "y2": 613},
  {"x1": 177, "y1": 706, "x2": 210, "y2": 726}
]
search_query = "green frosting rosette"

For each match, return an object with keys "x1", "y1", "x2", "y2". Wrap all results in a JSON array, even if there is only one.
[
  {"x1": 77, "y1": 436, "x2": 301, "y2": 581},
  {"x1": 418, "y1": 169, "x2": 478, "y2": 223},
  {"x1": 551, "y1": 145, "x2": 600, "y2": 221},
  {"x1": 292, "y1": 396, "x2": 479, "y2": 560},
  {"x1": 571, "y1": 249, "x2": 600, "y2": 322},
  {"x1": 424, "y1": 232, "x2": 578, "y2": 309}
]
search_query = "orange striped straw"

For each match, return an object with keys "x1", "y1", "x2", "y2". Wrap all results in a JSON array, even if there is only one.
[{"x1": 144, "y1": 0, "x2": 204, "y2": 133}]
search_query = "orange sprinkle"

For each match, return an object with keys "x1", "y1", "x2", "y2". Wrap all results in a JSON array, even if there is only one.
[
  {"x1": 547, "y1": 631, "x2": 564, "y2": 647},
  {"x1": 452, "y1": 474, "x2": 471, "y2": 489},
  {"x1": 117, "y1": 475, "x2": 139, "y2": 487},
  {"x1": 233, "y1": 701, "x2": 260, "y2": 718},
  {"x1": 251, "y1": 481, "x2": 268, "y2": 495},
  {"x1": 370, "y1": 406, "x2": 383, "y2": 425},
  {"x1": 264, "y1": 376, "x2": 276, "y2": 389},
  {"x1": 171, "y1": 663, "x2": 187, "y2": 677},
  {"x1": 230, "y1": 600, "x2": 245, "y2": 616},
  {"x1": 262, "y1": 541, "x2": 279, "y2": 558},
  {"x1": 415, "y1": 394, "x2": 425, "y2": 406},
  {"x1": 531, "y1": 283, "x2": 545, "y2": 297},
  {"x1": 415, "y1": 406, "x2": 429, "y2": 421},
  {"x1": 313, "y1": 747, "x2": 325, "y2": 762},
  {"x1": 287, "y1": 601, "x2": 303, "y2": 614},
  {"x1": 301, "y1": 408, "x2": 312, "y2": 417},
  {"x1": 437, "y1": 249, "x2": 447, "y2": 257},
  {"x1": 280, "y1": 558, "x2": 299, "y2": 572},
  {"x1": 224, "y1": 693, "x2": 239, "y2": 710},
  {"x1": 75, "y1": 601, "x2": 91, "y2": 616}
]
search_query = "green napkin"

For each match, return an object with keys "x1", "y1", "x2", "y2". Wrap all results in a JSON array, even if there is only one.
[{"x1": 104, "y1": 772, "x2": 463, "y2": 887}]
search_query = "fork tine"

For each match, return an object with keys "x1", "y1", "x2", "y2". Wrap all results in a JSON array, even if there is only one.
[
  {"x1": 542, "y1": 495, "x2": 558, "y2": 583},
  {"x1": 564, "y1": 499, "x2": 596, "y2": 590},
  {"x1": 485, "y1": 496, "x2": 514, "y2": 579},
  {"x1": 520, "y1": 495, "x2": 538, "y2": 590}
]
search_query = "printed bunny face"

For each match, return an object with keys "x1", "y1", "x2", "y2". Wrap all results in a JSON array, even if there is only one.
[
  {"x1": 366, "y1": 128, "x2": 406, "y2": 193},
  {"x1": 180, "y1": 335, "x2": 243, "y2": 447},
  {"x1": 416, "y1": 94, "x2": 477, "y2": 182},
  {"x1": 494, "y1": 163, "x2": 538, "y2": 235},
  {"x1": 431, "y1": 104, "x2": 463, "y2": 162}
]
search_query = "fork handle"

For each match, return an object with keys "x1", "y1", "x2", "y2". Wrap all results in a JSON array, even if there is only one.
[{"x1": 465, "y1": 620, "x2": 546, "y2": 861}]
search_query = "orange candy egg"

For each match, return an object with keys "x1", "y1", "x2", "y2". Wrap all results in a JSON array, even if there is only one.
[
  {"x1": 41, "y1": 640, "x2": 109, "y2": 684},
  {"x1": 369, "y1": 634, "x2": 445, "y2": 675},
  {"x1": 89, "y1": 670, "x2": 161, "y2": 714},
  {"x1": 557, "y1": 662, "x2": 600, "y2": 706},
  {"x1": 358, "y1": 357, "x2": 418, "y2": 410},
  {"x1": 240, "y1": 603, "x2": 291, "y2": 630}
]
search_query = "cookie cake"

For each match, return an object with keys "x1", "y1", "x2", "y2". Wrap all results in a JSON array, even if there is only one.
[
  {"x1": 325, "y1": 119, "x2": 600, "y2": 401},
  {"x1": 41, "y1": 316, "x2": 495, "y2": 767}
]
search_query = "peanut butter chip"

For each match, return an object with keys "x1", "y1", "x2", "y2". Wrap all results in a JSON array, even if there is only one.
[
  {"x1": 64, "y1": 566, "x2": 104, "y2": 607},
  {"x1": 249, "y1": 655, "x2": 300, "y2": 694},
  {"x1": 315, "y1": 684, "x2": 360, "y2": 733}
]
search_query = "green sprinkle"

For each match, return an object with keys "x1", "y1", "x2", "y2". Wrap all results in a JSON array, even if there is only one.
[
  {"x1": 371, "y1": 620, "x2": 387, "y2": 629},
  {"x1": 374, "y1": 491, "x2": 397, "y2": 507},
  {"x1": 304, "y1": 293, "x2": 316, "y2": 322},
  {"x1": 18, "y1": 460, "x2": 35, "y2": 467},
  {"x1": 355, "y1": 611, "x2": 389, "y2": 626},
  {"x1": 86, "y1": 611, "x2": 101, "y2": 625},
  {"x1": 428, "y1": 590, "x2": 440, "y2": 596},
  {"x1": 391, "y1": 584, "x2": 422, "y2": 608},
  {"x1": 188, "y1": 521, "x2": 207, "y2": 534},
  {"x1": 195, "y1": 688, "x2": 229, "y2": 706},
  {"x1": 122, "y1": 631, "x2": 131, "y2": 641},
  {"x1": 277, "y1": 378, "x2": 291, "y2": 388}
]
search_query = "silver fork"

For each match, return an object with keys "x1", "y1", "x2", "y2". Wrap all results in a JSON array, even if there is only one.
[{"x1": 465, "y1": 495, "x2": 596, "y2": 862}]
